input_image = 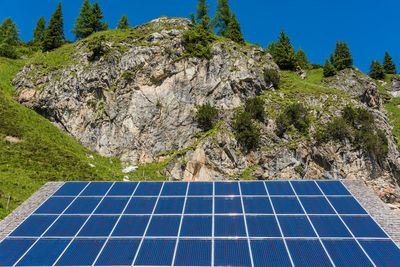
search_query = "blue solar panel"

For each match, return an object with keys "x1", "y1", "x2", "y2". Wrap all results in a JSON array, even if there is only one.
[
  {"x1": 155, "y1": 197, "x2": 185, "y2": 214},
  {"x1": 270, "y1": 197, "x2": 304, "y2": 214},
  {"x1": 286, "y1": 239, "x2": 333, "y2": 267},
  {"x1": 299, "y1": 197, "x2": 335, "y2": 214},
  {"x1": 134, "y1": 182, "x2": 162, "y2": 196},
  {"x1": 134, "y1": 239, "x2": 176, "y2": 266},
  {"x1": 34, "y1": 197, "x2": 74, "y2": 214},
  {"x1": 184, "y1": 197, "x2": 212, "y2": 214},
  {"x1": 81, "y1": 182, "x2": 113, "y2": 196},
  {"x1": 291, "y1": 181, "x2": 323, "y2": 195},
  {"x1": 112, "y1": 216, "x2": 150, "y2": 236},
  {"x1": 161, "y1": 182, "x2": 188, "y2": 196},
  {"x1": 94, "y1": 197, "x2": 129, "y2": 214},
  {"x1": 95, "y1": 239, "x2": 140, "y2": 266},
  {"x1": 215, "y1": 182, "x2": 239, "y2": 195},
  {"x1": 251, "y1": 239, "x2": 292, "y2": 266},
  {"x1": 242, "y1": 197, "x2": 273, "y2": 214},
  {"x1": 214, "y1": 239, "x2": 251, "y2": 267},
  {"x1": 278, "y1": 216, "x2": 316, "y2": 237},
  {"x1": 246, "y1": 215, "x2": 281, "y2": 237},
  {"x1": 266, "y1": 181, "x2": 294, "y2": 195},
  {"x1": 342, "y1": 216, "x2": 388, "y2": 238},
  {"x1": 180, "y1": 216, "x2": 212, "y2": 237},
  {"x1": 174, "y1": 240, "x2": 211, "y2": 266},
  {"x1": 55, "y1": 239, "x2": 105, "y2": 266},
  {"x1": 17, "y1": 239, "x2": 70, "y2": 266},
  {"x1": 215, "y1": 215, "x2": 246, "y2": 237},
  {"x1": 359, "y1": 240, "x2": 400, "y2": 267},
  {"x1": 45, "y1": 215, "x2": 88, "y2": 237},
  {"x1": 107, "y1": 182, "x2": 138, "y2": 196},
  {"x1": 0, "y1": 238, "x2": 35, "y2": 266},
  {"x1": 124, "y1": 197, "x2": 156, "y2": 214},
  {"x1": 240, "y1": 181, "x2": 267, "y2": 195},
  {"x1": 78, "y1": 216, "x2": 119, "y2": 237},
  {"x1": 328, "y1": 196, "x2": 367, "y2": 214},
  {"x1": 188, "y1": 182, "x2": 213, "y2": 196},
  {"x1": 64, "y1": 197, "x2": 102, "y2": 214},
  {"x1": 309, "y1": 215, "x2": 352, "y2": 237},
  {"x1": 53, "y1": 182, "x2": 88, "y2": 196},
  {"x1": 323, "y1": 239, "x2": 373, "y2": 266},
  {"x1": 146, "y1": 216, "x2": 180, "y2": 236},
  {"x1": 215, "y1": 197, "x2": 242, "y2": 214},
  {"x1": 10, "y1": 215, "x2": 57, "y2": 237},
  {"x1": 317, "y1": 180, "x2": 351, "y2": 195}
]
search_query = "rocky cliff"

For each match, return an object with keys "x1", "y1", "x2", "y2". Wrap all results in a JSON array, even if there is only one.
[{"x1": 12, "y1": 17, "x2": 400, "y2": 209}]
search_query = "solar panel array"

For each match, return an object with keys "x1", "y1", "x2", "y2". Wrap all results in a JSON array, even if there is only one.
[{"x1": 1, "y1": 180, "x2": 400, "y2": 266}]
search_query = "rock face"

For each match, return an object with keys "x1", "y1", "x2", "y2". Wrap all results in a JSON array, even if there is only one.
[
  {"x1": 385, "y1": 75, "x2": 400, "y2": 97},
  {"x1": 13, "y1": 17, "x2": 400, "y2": 208}
]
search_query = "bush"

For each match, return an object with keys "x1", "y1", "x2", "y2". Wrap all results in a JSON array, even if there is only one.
[
  {"x1": 183, "y1": 15, "x2": 215, "y2": 59},
  {"x1": 276, "y1": 103, "x2": 310, "y2": 137},
  {"x1": 316, "y1": 118, "x2": 350, "y2": 143},
  {"x1": 263, "y1": 68, "x2": 280, "y2": 88},
  {"x1": 196, "y1": 104, "x2": 219, "y2": 131},
  {"x1": 245, "y1": 97, "x2": 265, "y2": 122},
  {"x1": 87, "y1": 36, "x2": 108, "y2": 62},
  {"x1": 0, "y1": 43, "x2": 18, "y2": 59},
  {"x1": 342, "y1": 106, "x2": 374, "y2": 131},
  {"x1": 232, "y1": 111, "x2": 260, "y2": 150}
]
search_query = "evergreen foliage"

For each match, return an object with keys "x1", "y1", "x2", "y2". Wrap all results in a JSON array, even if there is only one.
[
  {"x1": 273, "y1": 30, "x2": 297, "y2": 70},
  {"x1": 263, "y1": 68, "x2": 280, "y2": 88},
  {"x1": 233, "y1": 111, "x2": 260, "y2": 150},
  {"x1": 195, "y1": 0, "x2": 209, "y2": 22},
  {"x1": 323, "y1": 58, "x2": 336, "y2": 77},
  {"x1": 196, "y1": 104, "x2": 219, "y2": 131},
  {"x1": 212, "y1": 0, "x2": 232, "y2": 36},
  {"x1": 383, "y1": 51, "x2": 397, "y2": 74},
  {"x1": 330, "y1": 40, "x2": 353, "y2": 70},
  {"x1": 266, "y1": 42, "x2": 277, "y2": 58},
  {"x1": 296, "y1": 48, "x2": 309, "y2": 69},
  {"x1": 183, "y1": 14, "x2": 215, "y2": 59},
  {"x1": 245, "y1": 97, "x2": 265, "y2": 122},
  {"x1": 117, "y1": 14, "x2": 130, "y2": 29},
  {"x1": 276, "y1": 102, "x2": 310, "y2": 137},
  {"x1": 369, "y1": 59, "x2": 385, "y2": 80},
  {"x1": 42, "y1": 2, "x2": 65, "y2": 52},
  {"x1": 72, "y1": 0, "x2": 107, "y2": 40},
  {"x1": 226, "y1": 13, "x2": 244, "y2": 44},
  {"x1": 89, "y1": 1, "x2": 108, "y2": 33},
  {"x1": 0, "y1": 17, "x2": 20, "y2": 58},
  {"x1": 33, "y1": 17, "x2": 46, "y2": 45}
]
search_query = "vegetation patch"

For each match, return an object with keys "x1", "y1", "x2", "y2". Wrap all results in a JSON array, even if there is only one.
[{"x1": 196, "y1": 104, "x2": 219, "y2": 131}]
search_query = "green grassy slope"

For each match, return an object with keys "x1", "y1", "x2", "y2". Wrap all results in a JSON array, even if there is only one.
[{"x1": 0, "y1": 57, "x2": 125, "y2": 219}]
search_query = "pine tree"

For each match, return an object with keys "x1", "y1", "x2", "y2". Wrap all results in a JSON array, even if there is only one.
[
  {"x1": 0, "y1": 17, "x2": 20, "y2": 45},
  {"x1": 369, "y1": 59, "x2": 385, "y2": 80},
  {"x1": 183, "y1": 14, "x2": 215, "y2": 59},
  {"x1": 226, "y1": 13, "x2": 244, "y2": 44},
  {"x1": 212, "y1": 0, "x2": 232, "y2": 36},
  {"x1": 383, "y1": 51, "x2": 397, "y2": 74},
  {"x1": 331, "y1": 40, "x2": 353, "y2": 70},
  {"x1": 266, "y1": 42, "x2": 277, "y2": 58},
  {"x1": 296, "y1": 48, "x2": 309, "y2": 69},
  {"x1": 43, "y1": 2, "x2": 64, "y2": 52},
  {"x1": 323, "y1": 58, "x2": 336, "y2": 77},
  {"x1": 273, "y1": 30, "x2": 297, "y2": 70},
  {"x1": 33, "y1": 16, "x2": 46, "y2": 45},
  {"x1": 89, "y1": 1, "x2": 108, "y2": 33},
  {"x1": 72, "y1": 0, "x2": 92, "y2": 39},
  {"x1": 117, "y1": 14, "x2": 130, "y2": 29},
  {"x1": 196, "y1": 0, "x2": 209, "y2": 22}
]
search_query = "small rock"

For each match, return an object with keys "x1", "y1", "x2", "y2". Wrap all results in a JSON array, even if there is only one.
[
  {"x1": 123, "y1": 176, "x2": 130, "y2": 181},
  {"x1": 87, "y1": 154, "x2": 94, "y2": 159},
  {"x1": 88, "y1": 163, "x2": 95, "y2": 168},
  {"x1": 122, "y1": 166, "x2": 138, "y2": 173}
]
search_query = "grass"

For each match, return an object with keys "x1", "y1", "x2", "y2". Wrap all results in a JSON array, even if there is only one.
[{"x1": 384, "y1": 97, "x2": 400, "y2": 149}]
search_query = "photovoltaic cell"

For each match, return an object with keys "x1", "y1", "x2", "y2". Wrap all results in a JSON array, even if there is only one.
[
  {"x1": 134, "y1": 182, "x2": 162, "y2": 196},
  {"x1": 107, "y1": 182, "x2": 138, "y2": 196},
  {"x1": 323, "y1": 239, "x2": 373, "y2": 267},
  {"x1": 134, "y1": 239, "x2": 176, "y2": 266},
  {"x1": 266, "y1": 181, "x2": 294, "y2": 195},
  {"x1": 161, "y1": 182, "x2": 188, "y2": 196},
  {"x1": 94, "y1": 197, "x2": 129, "y2": 214},
  {"x1": 299, "y1": 197, "x2": 335, "y2": 214},
  {"x1": 0, "y1": 239, "x2": 36, "y2": 266},
  {"x1": 270, "y1": 197, "x2": 304, "y2": 214},
  {"x1": 34, "y1": 197, "x2": 74, "y2": 214},
  {"x1": 214, "y1": 239, "x2": 251, "y2": 267},
  {"x1": 112, "y1": 216, "x2": 150, "y2": 237},
  {"x1": 124, "y1": 197, "x2": 156, "y2": 214},
  {"x1": 17, "y1": 239, "x2": 70, "y2": 266},
  {"x1": 309, "y1": 215, "x2": 352, "y2": 238},
  {"x1": 188, "y1": 182, "x2": 213, "y2": 196},
  {"x1": 174, "y1": 240, "x2": 211, "y2": 266},
  {"x1": 44, "y1": 215, "x2": 88, "y2": 237},
  {"x1": 242, "y1": 197, "x2": 273, "y2": 214},
  {"x1": 251, "y1": 239, "x2": 292, "y2": 267},
  {"x1": 64, "y1": 197, "x2": 102, "y2": 214},
  {"x1": 328, "y1": 196, "x2": 367, "y2": 214},
  {"x1": 10, "y1": 215, "x2": 57, "y2": 237},
  {"x1": 180, "y1": 216, "x2": 212, "y2": 237},
  {"x1": 215, "y1": 215, "x2": 246, "y2": 237},
  {"x1": 95, "y1": 239, "x2": 140, "y2": 266},
  {"x1": 80, "y1": 182, "x2": 113, "y2": 196},
  {"x1": 184, "y1": 197, "x2": 212, "y2": 214},
  {"x1": 55, "y1": 239, "x2": 105, "y2": 266},
  {"x1": 78, "y1": 215, "x2": 119, "y2": 237},
  {"x1": 359, "y1": 240, "x2": 400, "y2": 267},
  {"x1": 146, "y1": 216, "x2": 180, "y2": 236},
  {"x1": 291, "y1": 181, "x2": 323, "y2": 195},
  {"x1": 154, "y1": 197, "x2": 185, "y2": 214},
  {"x1": 286, "y1": 239, "x2": 333, "y2": 267},
  {"x1": 240, "y1": 181, "x2": 267, "y2": 195},
  {"x1": 317, "y1": 180, "x2": 351, "y2": 195},
  {"x1": 215, "y1": 197, "x2": 242, "y2": 214},
  {"x1": 278, "y1": 216, "x2": 316, "y2": 237},
  {"x1": 246, "y1": 215, "x2": 281, "y2": 237},
  {"x1": 342, "y1": 216, "x2": 388, "y2": 238},
  {"x1": 53, "y1": 182, "x2": 88, "y2": 196},
  {"x1": 215, "y1": 182, "x2": 239, "y2": 195}
]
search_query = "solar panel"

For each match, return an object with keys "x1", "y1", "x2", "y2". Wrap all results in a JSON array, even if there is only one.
[{"x1": 1, "y1": 180, "x2": 400, "y2": 267}]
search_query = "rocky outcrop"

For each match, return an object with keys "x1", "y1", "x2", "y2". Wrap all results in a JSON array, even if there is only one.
[{"x1": 385, "y1": 75, "x2": 400, "y2": 97}]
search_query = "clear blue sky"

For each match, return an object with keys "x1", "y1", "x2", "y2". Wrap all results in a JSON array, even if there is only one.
[{"x1": 1, "y1": 0, "x2": 399, "y2": 73}]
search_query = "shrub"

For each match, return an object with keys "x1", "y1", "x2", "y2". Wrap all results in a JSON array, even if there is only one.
[
  {"x1": 87, "y1": 36, "x2": 108, "y2": 62},
  {"x1": 0, "y1": 43, "x2": 18, "y2": 59},
  {"x1": 232, "y1": 111, "x2": 260, "y2": 150},
  {"x1": 245, "y1": 97, "x2": 265, "y2": 122},
  {"x1": 276, "y1": 103, "x2": 310, "y2": 137},
  {"x1": 183, "y1": 14, "x2": 215, "y2": 59},
  {"x1": 316, "y1": 118, "x2": 351, "y2": 143},
  {"x1": 263, "y1": 68, "x2": 280, "y2": 88},
  {"x1": 196, "y1": 104, "x2": 219, "y2": 131}
]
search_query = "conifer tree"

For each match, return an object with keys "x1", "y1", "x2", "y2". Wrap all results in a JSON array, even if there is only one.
[
  {"x1": 183, "y1": 14, "x2": 215, "y2": 59},
  {"x1": 331, "y1": 40, "x2": 353, "y2": 70},
  {"x1": 212, "y1": 0, "x2": 232, "y2": 36},
  {"x1": 226, "y1": 13, "x2": 244, "y2": 44},
  {"x1": 43, "y1": 2, "x2": 64, "y2": 52},
  {"x1": 266, "y1": 42, "x2": 277, "y2": 58},
  {"x1": 117, "y1": 14, "x2": 130, "y2": 29},
  {"x1": 0, "y1": 17, "x2": 20, "y2": 45},
  {"x1": 72, "y1": 0, "x2": 92, "y2": 39},
  {"x1": 323, "y1": 58, "x2": 336, "y2": 77},
  {"x1": 369, "y1": 59, "x2": 385, "y2": 80},
  {"x1": 196, "y1": 0, "x2": 209, "y2": 22},
  {"x1": 273, "y1": 30, "x2": 297, "y2": 70},
  {"x1": 89, "y1": 1, "x2": 108, "y2": 33},
  {"x1": 33, "y1": 16, "x2": 46, "y2": 45},
  {"x1": 383, "y1": 51, "x2": 397, "y2": 74},
  {"x1": 296, "y1": 48, "x2": 309, "y2": 69}
]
